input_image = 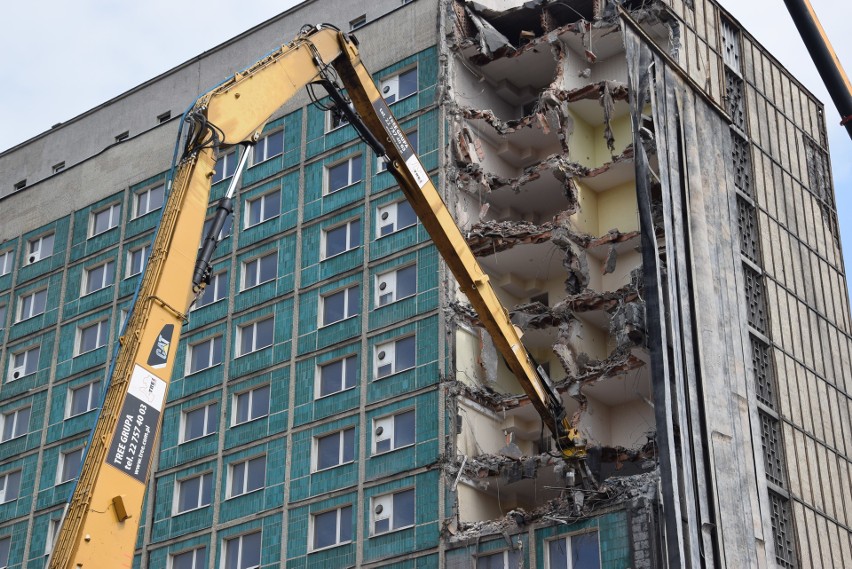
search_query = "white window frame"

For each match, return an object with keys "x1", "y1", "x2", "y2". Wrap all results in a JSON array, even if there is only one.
[
  {"x1": 134, "y1": 183, "x2": 165, "y2": 218},
  {"x1": 320, "y1": 285, "x2": 360, "y2": 327},
  {"x1": 375, "y1": 264, "x2": 417, "y2": 307},
  {"x1": 228, "y1": 455, "x2": 266, "y2": 498},
  {"x1": 213, "y1": 149, "x2": 239, "y2": 183},
  {"x1": 370, "y1": 488, "x2": 415, "y2": 536},
  {"x1": 66, "y1": 381, "x2": 101, "y2": 418},
  {"x1": 244, "y1": 190, "x2": 281, "y2": 228},
  {"x1": 325, "y1": 106, "x2": 350, "y2": 132},
  {"x1": 0, "y1": 470, "x2": 21, "y2": 504},
  {"x1": 186, "y1": 335, "x2": 223, "y2": 374},
  {"x1": 173, "y1": 472, "x2": 213, "y2": 514},
  {"x1": 374, "y1": 335, "x2": 416, "y2": 380},
  {"x1": 315, "y1": 355, "x2": 358, "y2": 399},
  {"x1": 236, "y1": 317, "x2": 274, "y2": 356},
  {"x1": 181, "y1": 402, "x2": 219, "y2": 443},
  {"x1": 17, "y1": 288, "x2": 47, "y2": 321},
  {"x1": 241, "y1": 251, "x2": 277, "y2": 290},
  {"x1": 0, "y1": 304, "x2": 6, "y2": 330},
  {"x1": 350, "y1": 14, "x2": 366, "y2": 30},
  {"x1": 376, "y1": 200, "x2": 417, "y2": 237},
  {"x1": 45, "y1": 518, "x2": 61, "y2": 556},
  {"x1": 27, "y1": 232, "x2": 55, "y2": 264},
  {"x1": 223, "y1": 531, "x2": 261, "y2": 569},
  {"x1": 1, "y1": 406, "x2": 31, "y2": 442},
  {"x1": 90, "y1": 203, "x2": 121, "y2": 237},
  {"x1": 126, "y1": 244, "x2": 150, "y2": 278},
  {"x1": 372, "y1": 409, "x2": 415, "y2": 455},
  {"x1": 194, "y1": 270, "x2": 228, "y2": 309},
  {"x1": 377, "y1": 129, "x2": 418, "y2": 172},
  {"x1": 545, "y1": 530, "x2": 601, "y2": 569},
  {"x1": 170, "y1": 545, "x2": 206, "y2": 569},
  {"x1": 310, "y1": 505, "x2": 353, "y2": 551},
  {"x1": 76, "y1": 319, "x2": 109, "y2": 355},
  {"x1": 380, "y1": 67, "x2": 418, "y2": 104},
  {"x1": 57, "y1": 447, "x2": 84, "y2": 484},
  {"x1": 9, "y1": 345, "x2": 40, "y2": 381},
  {"x1": 322, "y1": 219, "x2": 361, "y2": 259},
  {"x1": 232, "y1": 385, "x2": 270, "y2": 426},
  {"x1": 252, "y1": 129, "x2": 284, "y2": 165},
  {"x1": 83, "y1": 260, "x2": 116, "y2": 295},
  {"x1": 325, "y1": 155, "x2": 363, "y2": 194},
  {"x1": 0, "y1": 250, "x2": 14, "y2": 276},
  {"x1": 312, "y1": 427, "x2": 355, "y2": 472}
]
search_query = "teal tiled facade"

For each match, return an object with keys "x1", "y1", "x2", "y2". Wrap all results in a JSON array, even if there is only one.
[{"x1": 0, "y1": 42, "x2": 454, "y2": 569}]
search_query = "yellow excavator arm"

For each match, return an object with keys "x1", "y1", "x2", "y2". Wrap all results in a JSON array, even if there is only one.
[{"x1": 49, "y1": 24, "x2": 579, "y2": 569}]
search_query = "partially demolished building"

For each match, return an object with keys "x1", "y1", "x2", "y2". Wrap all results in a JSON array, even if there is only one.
[{"x1": 0, "y1": 0, "x2": 849, "y2": 568}]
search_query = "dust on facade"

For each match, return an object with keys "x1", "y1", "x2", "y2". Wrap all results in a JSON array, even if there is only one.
[{"x1": 0, "y1": 0, "x2": 849, "y2": 568}]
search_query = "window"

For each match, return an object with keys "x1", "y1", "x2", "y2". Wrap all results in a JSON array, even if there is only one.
[
  {"x1": 182, "y1": 402, "x2": 218, "y2": 442},
  {"x1": 187, "y1": 336, "x2": 223, "y2": 374},
  {"x1": 476, "y1": 550, "x2": 520, "y2": 569},
  {"x1": 326, "y1": 155, "x2": 363, "y2": 194},
  {"x1": 375, "y1": 264, "x2": 416, "y2": 306},
  {"x1": 2, "y1": 406, "x2": 31, "y2": 441},
  {"x1": 317, "y1": 355, "x2": 357, "y2": 398},
  {"x1": 224, "y1": 532, "x2": 261, "y2": 569},
  {"x1": 115, "y1": 131, "x2": 129, "y2": 142},
  {"x1": 157, "y1": 111, "x2": 171, "y2": 124},
  {"x1": 18, "y1": 289, "x2": 46, "y2": 321},
  {"x1": 45, "y1": 518, "x2": 61, "y2": 555},
  {"x1": 0, "y1": 470, "x2": 21, "y2": 503},
  {"x1": 350, "y1": 14, "x2": 366, "y2": 30},
  {"x1": 321, "y1": 285, "x2": 360, "y2": 326},
  {"x1": 323, "y1": 219, "x2": 361, "y2": 259},
  {"x1": 52, "y1": 162, "x2": 66, "y2": 174},
  {"x1": 374, "y1": 336, "x2": 416, "y2": 379},
  {"x1": 376, "y1": 200, "x2": 416, "y2": 237},
  {"x1": 252, "y1": 130, "x2": 284, "y2": 165},
  {"x1": 326, "y1": 106, "x2": 350, "y2": 131},
  {"x1": 67, "y1": 381, "x2": 101, "y2": 417},
  {"x1": 0, "y1": 250, "x2": 12, "y2": 276},
  {"x1": 380, "y1": 67, "x2": 417, "y2": 104},
  {"x1": 229, "y1": 455, "x2": 266, "y2": 497},
  {"x1": 195, "y1": 270, "x2": 228, "y2": 308},
  {"x1": 0, "y1": 304, "x2": 6, "y2": 329},
  {"x1": 546, "y1": 531, "x2": 601, "y2": 569},
  {"x1": 244, "y1": 190, "x2": 280, "y2": 228},
  {"x1": 312, "y1": 505, "x2": 353, "y2": 550},
  {"x1": 314, "y1": 427, "x2": 355, "y2": 471},
  {"x1": 373, "y1": 409, "x2": 414, "y2": 454},
  {"x1": 0, "y1": 536, "x2": 8, "y2": 568},
  {"x1": 126, "y1": 244, "x2": 150, "y2": 277},
  {"x1": 213, "y1": 149, "x2": 239, "y2": 183},
  {"x1": 83, "y1": 260, "x2": 116, "y2": 294},
  {"x1": 242, "y1": 251, "x2": 277, "y2": 289},
  {"x1": 378, "y1": 130, "x2": 418, "y2": 172},
  {"x1": 14, "y1": 179, "x2": 26, "y2": 191},
  {"x1": 77, "y1": 319, "x2": 109, "y2": 354},
  {"x1": 58, "y1": 447, "x2": 84, "y2": 484},
  {"x1": 371, "y1": 488, "x2": 414, "y2": 535},
  {"x1": 134, "y1": 184, "x2": 165, "y2": 218},
  {"x1": 201, "y1": 214, "x2": 234, "y2": 242},
  {"x1": 171, "y1": 546, "x2": 206, "y2": 569},
  {"x1": 90, "y1": 204, "x2": 121, "y2": 236},
  {"x1": 27, "y1": 233, "x2": 55, "y2": 264},
  {"x1": 237, "y1": 317, "x2": 274, "y2": 356},
  {"x1": 175, "y1": 472, "x2": 212, "y2": 513},
  {"x1": 233, "y1": 385, "x2": 270, "y2": 425},
  {"x1": 9, "y1": 346, "x2": 40, "y2": 381}
]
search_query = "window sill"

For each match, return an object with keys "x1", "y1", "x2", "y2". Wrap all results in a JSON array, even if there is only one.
[
  {"x1": 376, "y1": 292, "x2": 416, "y2": 310},
  {"x1": 88, "y1": 227, "x2": 118, "y2": 239},
  {"x1": 235, "y1": 345, "x2": 273, "y2": 359},
  {"x1": 231, "y1": 414, "x2": 269, "y2": 428},
  {"x1": 371, "y1": 442, "x2": 415, "y2": 457},
  {"x1": 248, "y1": 153, "x2": 283, "y2": 169},
  {"x1": 186, "y1": 362, "x2": 223, "y2": 376},
  {"x1": 370, "y1": 523, "x2": 414, "y2": 538},
  {"x1": 173, "y1": 504, "x2": 211, "y2": 516},
  {"x1": 312, "y1": 460, "x2": 355, "y2": 474},
  {"x1": 309, "y1": 540, "x2": 353, "y2": 553},
  {"x1": 180, "y1": 432, "x2": 217, "y2": 445},
  {"x1": 314, "y1": 384, "x2": 357, "y2": 401},
  {"x1": 226, "y1": 487, "x2": 264, "y2": 500},
  {"x1": 243, "y1": 215, "x2": 280, "y2": 231},
  {"x1": 323, "y1": 180, "x2": 362, "y2": 196},
  {"x1": 375, "y1": 223, "x2": 416, "y2": 240},
  {"x1": 321, "y1": 246, "x2": 361, "y2": 262},
  {"x1": 373, "y1": 366, "x2": 415, "y2": 382},
  {"x1": 319, "y1": 314, "x2": 359, "y2": 329}
]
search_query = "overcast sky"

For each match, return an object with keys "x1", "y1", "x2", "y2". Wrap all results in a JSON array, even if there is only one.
[{"x1": 1, "y1": 0, "x2": 850, "y2": 267}]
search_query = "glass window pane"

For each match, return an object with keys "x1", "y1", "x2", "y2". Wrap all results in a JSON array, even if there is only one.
[
  {"x1": 260, "y1": 254, "x2": 276, "y2": 283},
  {"x1": 317, "y1": 434, "x2": 338, "y2": 470},
  {"x1": 256, "y1": 318, "x2": 274, "y2": 348},
  {"x1": 247, "y1": 456, "x2": 266, "y2": 492},
  {"x1": 240, "y1": 325, "x2": 254, "y2": 355},
  {"x1": 342, "y1": 428, "x2": 355, "y2": 463},
  {"x1": 242, "y1": 533, "x2": 261, "y2": 568},
  {"x1": 265, "y1": 191, "x2": 280, "y2": 220},
  {"x1": 396, "y1": 336, "x2": 416, "y2": 371},
  {"x1": 320, "y1": 360, "x2": 342, "y2": 396},
  {"x1": 329, "y1": 162, "x2": 348, "y2": 192},
  {"x1": 393, "y1": 489, "x2": 415, "y2": 529},
  {"x1": 314, "y1": 509, "x2": 337, "y2": 549},
  {"x1": 348, "y1": 286, "x2": 360, "y2": 316},
  {"x1": 344, "y1": 356, "x2": 357, "y2": 390},
  {"x1": 323, "y1": 291, "x2": 345, "y2": 325},
  {"x1": 395, "y1": 410, "x2": 415, "y2": 448},
  {"x1": 398, "y1": 200, "x2": 417, "y2": 229},
  {"x1": 179, "y1": 476, "x2": 200, "y2": 511},
  {"x1": 351, "y1": 155, "x2": 363, "y2": 183},
  {"x1": 206, "y1": 403, "x2": 218, "y2": 434},
  {"x1": 397, "y1": 265, "x2": 417, "y2": 299},
  {"x1": 231, "y1": 463, "x2": 245, "y2": 496},
  {"x1": 236, "y1": 392, "x2": 250, "y2": 424},
  {"x1": 226, "y1": 537, "x2": 241, "y2": 569},
  {"x1": 267, "y1": 131, "x2": 284, "y2": 158},
  {"x1": 549, "y1": 539, "x2": 568, "y2": 569},
  {"x1": 339, "y1": 505, "x2": 353, "y2": 542},
  {"x1": 251, "y1": 386, "x2": 270, "y2": 418},
  {"x1": 326, "y1": 225, "x2": 347, "y2": 257},
  {"x1": 572, "y1": 532, "x2": 600, "y2": 569},
  {"x1": 185, "y1": 407, "x2": 204, "y2": 440},
  {"x1": 399, "y1": 68, "x2": 418, "y2": 99}
]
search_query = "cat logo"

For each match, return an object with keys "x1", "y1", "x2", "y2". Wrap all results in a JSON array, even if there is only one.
[{"x1": 147, "y1": 324, "x2": 174, "y2": 369}]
